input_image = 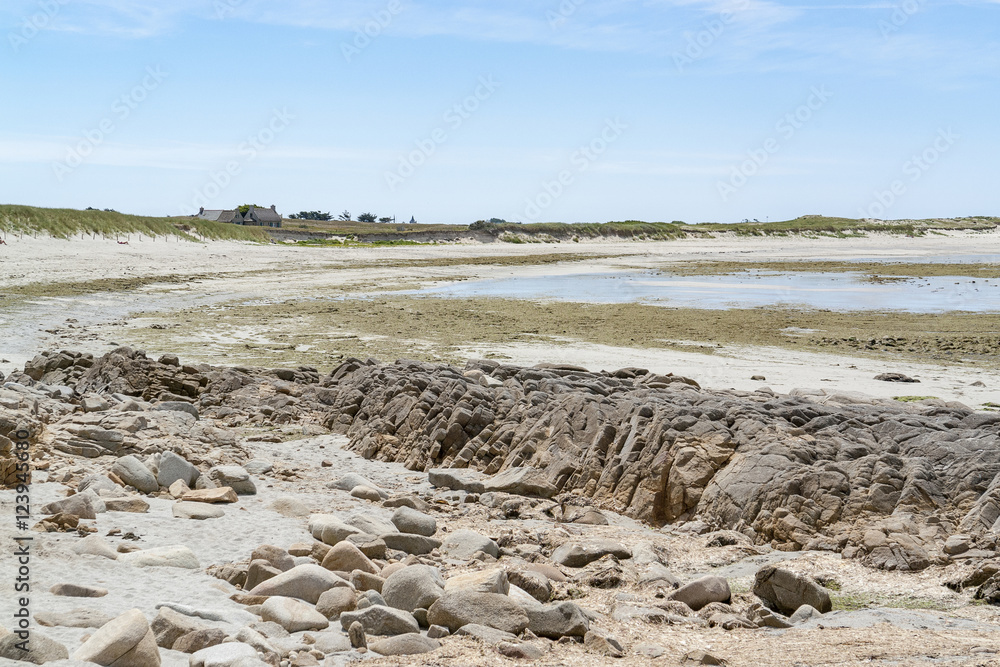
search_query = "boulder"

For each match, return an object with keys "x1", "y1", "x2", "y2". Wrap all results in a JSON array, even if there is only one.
[
  {"x1": 525, "y1": 602, "x2": 589, "y2": 638},
  {"x1": 444, "y1": 569, "x2": 509, "y2": 595},
  {"x1": 390, "y1": 506, "x2": 437, "y2": 536},
  {"x1": 507, "y1": 570, "x2": 552, "y2": 603},
  {"x1": 308, "y1": 514, "x2": 362, "y2": 546},
  {"x1": 154, "y1": 401, "x2": 199, "y2": 419},
  {"x1": 71, "y1": 609, "x2": 161, "y2": 667},
  {"x1": 208, "y1": 466, "x2": 256, "y2": 495},
  {"x1": 260, "y1": 597, "x2": 329, "y2": 633},
  {"x1": 369, "y1": 634, "x2": 440, "y2": 656},
  {"x1": 41, "y1": 491, "x2": 104, "y2": 520},
  {"x1": 428, "y1": 469, "x2": 485, "y2": 494},
  {"x1": 320, "y1": 542, "x2": 379, "y2": 575},
  {"x1": 380, "y1": 533, "x2": 441, "y2": 555},
  {"x1": 73, "y1": 535, "x2": 119, "y2": 560},
  {"x1": 155, "y1": 452, "x2": 199, "y2": 488},
  {"x1": 381, "y1": 565, "x2": 446, "y2": 613},
  {"x1": 151, "y1": 607, "x2": 203, "y2": 650},
  {"x1": 0, "y1": 631, "x2": 69, "y2": 664},
  {"x1": 171, "y1": 629, "x2": 227, "y2": 654},
  {"x1": 483, "y1": 466, "x2": 557, "y2": 498},
  {"x1": 51, "y1": 583, "x2": 108, "y2": 598},
  {"x1": 351, "y1": 486, "x2": 382, "y2": 501},
  {"x1": 180, "y1": 488, "x2": 238, "y2": 504},
  {"x1": 173, "y1": 502, "x2": 225, "y2": 520},
  {"x1": 189, "y1": 642, "x2": 258, "y2": 667},
  {"x1": 248, "y1": 564, "x2": 350, "y2": 604},
  {"x1": 117, "y1": 545, "x2": 199, "y2": 569},
  {"x1": 35, "y1": 608, "x2": 116, "y2": 629},
  {"x1": 752, "y1": 566, "x2": 832, "y2": 615},
  {"x1": 339, "y1": 606, "x2": 419, "y2": 636},
  {"x1": 440, "y1": 529, "x2": 499, "y2": 560},
  {"x1": 111, "y1": 456, "x2": 159, "y2": 494},
  {"x1": 551, "y1": 540, "x2": 632, "y2": 568},
  {"x1": 329, "y1": 474, "x2": 385, "y2": 497},
  {"x1": 315, "y1": 587, "x2": 357, "y2": 619},
  {"x1": 104, "y1": 497, "x2": 150, "y2": 513},
  {"x1": 669, "y1": 576, "x2": 731, "y2": 611},
  {"x1": 426, "y1": 591, "x2": 529, "y2": 634},
  {"x1": 251, "y1": 545, "x2": 295, "y2": 572},
  {"x1": 245, "y1": 560, "x2": 281, "y2": 591}
]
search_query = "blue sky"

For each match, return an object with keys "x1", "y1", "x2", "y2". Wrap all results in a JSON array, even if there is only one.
[{"x1": 1, "y1": 0, "x2": 997, "y2": 224}]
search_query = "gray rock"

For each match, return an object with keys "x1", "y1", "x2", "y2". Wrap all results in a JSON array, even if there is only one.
[
  {"x1": 369, "y1": 634, "x2": 439, "y2": 656},
  {"x1": 260, "y1": 597, "x2": 329, "y2": 632},
  {"x1": 244, "y1": 460, "x2": 273, "y2": 475},
  {"x1": 103, "y1": 497, "x2": 150, "y2": 513},
  {"x1": 482, "y1": 466, "x2": 557, "y2": 498},
  {"x1": 208, "y1": 466, "x2": 255, "y2": 495},
  {"x1": 944, "y1": 534, "x2": 972, "y2": 556},
  {"x1": 51, "y1": 583, "x2": 108, "y2": 598},
  {"x1": 320, "y1": 542, "x2": 379, "y2": 575},
  {"x1": 669, "y1": 576, "x2": 731, "y2": 611},
  {"x1": 789, "y1": 604, "x2": 824, "y2": 624},
  {"x1": 584, "y1": 629, "x2": 625, "y2": 658},
  {"x1": 347, "y1": 622, "x2": 366, "y2": 650},
  {"x1": 308, "y1": 514, "x2": 362, "y2": 546},
  {"x1": 315, "y1": 588, "x2": 357, "y2": 619},
  {"x1": 752, "y1": 566, "x2": 832, "y2": 615},
  {"x1": 339, "y1": 606, "x2": 419, "y2": 637},
  {"x1": 382, "y1": 565, "x2": 445, "y2": 613},
  {"x1": 189, "y1": 642, "x2": 258, "y2": 667},
  {"x1": 426, "y1": 625, "x2": 450, "y2": 639},
  {"x1": 245, "y1": 560, "x2": 281, "y2": 591},
  {"x1": 507, "y1": 570, "x2": 552, "y2": 603},
  {"x1": 78, "y1": 474, "x2": 119, "y2": 495},
  {"x1": 153, "y1": 401, "x2": 199, "y2": 419},
  {"x1": 117, "y1": 545, "x2": 199, "y2": 569},
  {"x1": 454, "y1": 623, "x2": 517, "y2": 644},
  {"x1": 309, "y1": 632, "x2": 351, "y2": 654},
  {"x1": 151, "y1": 607, "x2": 203, "y2": 650},
  {"x1": 551, "y1": 539, "x2": 632, "y2": 568},
  {"x1": 111, "y1": 456, "x2": 159, "y2": 494},
  {"x1": 249, "y1": 564, "x2": 350, "y2": 604},
  {"x1": 41, "y1": 491, "x2": 105, "y2": 519},
  {"x1": 440, "y1": 529, "x2": 499, "y2": 560},
  {"x1": 172, "y1": 502, "x2": 225, "y2": 520},
  {"x1": 380, "y1": 533, "x2": 441, "y2": 555},
  {"x1": 156, "y1": 452, "x2": 200, "y2": 488},
  {"x1": 171, "y1": 628, "x2": 227, "y2": 654},
  {"x1": 345, "y1": 513, "x2": 396, "y2": 537},
  {"x1": 525, "y1": 602, "x2": 589, "y2": 638},
  {"x1": 390, "y1": 507, "x2": 437, "y2": 536},
  {"x1": 428, "y1": 469, "x2": 485, "y2": 494},
  {"x1": 72, "y1": 535, "x2": 119, "y2": 560},
  {"x1": 0, "y1": 631, "x2": 69, "y2": 664},
  {"x1": 36, "y1": 609, "x2": 116, "y2": 629},
  {"x1": 251, "y1": 545, "x2": 295, "y2": 572},
  {"x1": 71, "y1": 608, "x2": 161, "y2": 667},
  {"x1": 329, "y1": 474, "x2": 385, "y2": 497},
  {"x1": 426, "y1": 591, "x2": 529, "y2": 634}
]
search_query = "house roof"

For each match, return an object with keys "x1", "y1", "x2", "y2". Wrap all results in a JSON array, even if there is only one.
[
  {"x1": 198, "y1": 209, "x2": 226, "y2": 221},
  {"x1": 217, "y1": 210, "x2": 243, "y2": 223},
  {"x1": 249, "y1": 206, "x2": 281, "y2": 222}
]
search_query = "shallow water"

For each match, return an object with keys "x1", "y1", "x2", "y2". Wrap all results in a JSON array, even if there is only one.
[{"x1": 413, "y1": 270, "x2": 1000, "y2": 313}]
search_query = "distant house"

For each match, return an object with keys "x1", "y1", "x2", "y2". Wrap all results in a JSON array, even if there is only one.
[
  {"x1": 195, "y1": 205, "x2": 282, "y2": 228},
  {"x1": 244, "y1": 205, "x2": 283, "y2": 228}
]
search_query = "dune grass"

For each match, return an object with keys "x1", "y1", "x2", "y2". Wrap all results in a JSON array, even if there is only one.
[{"x1": 0, "y1": 205, "x2": 269, "y2": 242}]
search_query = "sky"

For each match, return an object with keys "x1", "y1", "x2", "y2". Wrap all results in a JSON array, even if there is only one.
[{"x1": 0, "y1": 0, "x2": 997, "y2": 224}]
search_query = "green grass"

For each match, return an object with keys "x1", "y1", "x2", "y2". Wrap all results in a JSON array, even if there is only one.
[
  {"x1": 894, "y1": 396, "x2": 939, "y2": 403},
  {"x1": 0, "y1": 205, "x2": 269, "y2": 242}
]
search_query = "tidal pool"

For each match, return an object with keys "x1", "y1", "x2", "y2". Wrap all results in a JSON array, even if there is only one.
[{"x1": 413, "y1": 270, "x2": 1000, "y2": 313}]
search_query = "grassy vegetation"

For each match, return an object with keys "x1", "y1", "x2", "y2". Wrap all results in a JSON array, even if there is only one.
[
  {"x1": 0, "y1": 205, "x2": 269, "y2": 242},
  {"x1": 687, "y1": 215, "x2": 999, "y2": 237},
  {"x1": 894, "y1": 396, "x2": 939, "y2": 403},
  {"x1": 3, "y1": 206, "x2": 997, "y2": 245},
  {"x1": 293, "y1": 238, "x2": 428, "y2": 247}
]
